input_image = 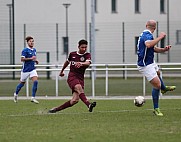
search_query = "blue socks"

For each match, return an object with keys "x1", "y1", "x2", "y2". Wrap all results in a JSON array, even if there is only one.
[
  {"x1": 15, "y1": 80, "x2": 38, "y2": 97},
  {"x1": 152, "y1": 88, "x2": 160, "y2": 109},
  {"x1": 32, "y1": 80, "x2": 38, "y2": 97},
  {"x1": 16, "y1": 83, "x2": 24, "y2": 95},
  {"x1": 159, "y1": 77, "x2": 166, "y2": 90}
]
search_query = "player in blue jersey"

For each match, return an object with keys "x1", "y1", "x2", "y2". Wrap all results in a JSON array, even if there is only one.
[
  {"x1": 137, "y1": 20, "x2": 176, "y2": 116},
  {"x1": 14, "y1": 36, "x2": 39, "y2": 104}
]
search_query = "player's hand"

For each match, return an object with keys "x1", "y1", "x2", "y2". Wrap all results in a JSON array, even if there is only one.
[
  {"x1": 75, "y1": 62, "x2": 83, "y2": 68},
  {"x1": 35, "y1": 60, "x2": 39, "y2": 64},
  {"x1": 31, "y1": 56, "x2": 36, "y2": 60},
  {"x1": 165, "y1": 45, "x2": 171, "y2": 51},
  {"x1": 159, "y1": 32, "x2": 166, "y2": 39},
  {"x1": 59, "y1": 72, "x2": 64, "y2": 77}
]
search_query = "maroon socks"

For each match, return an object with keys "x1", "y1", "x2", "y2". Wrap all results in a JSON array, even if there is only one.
[{"x1": 79, "y1": 93, "x2": 90, "y2": 107}]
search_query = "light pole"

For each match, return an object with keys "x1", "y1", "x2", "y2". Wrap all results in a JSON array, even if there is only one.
[
  {"x1": 6, "y1": 4, "x2": 13, "y2": 65},
  {"x1": 167, "y1": 0, "x2": 170, "y2": 62},
  {"x1": 7, "y1": 1, "x2": 15, "y2": 79},
  {"x1": 63, "y1": 3, "x2": 71, "y2": 59}
]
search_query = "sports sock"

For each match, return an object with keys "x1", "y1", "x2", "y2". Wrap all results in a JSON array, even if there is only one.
[
  {"x1": 32, "y1": 80, "x2": 38, "y2": 97},
  {"x1": 15, "y1": 83, "x2": 24, "y2": 95},
  {"x1": 55, "y1": 100, "x2": 72, "y2": 111},
  {"x1": 152, "y1": 88, "x2": 160, "y2": 109},
  {"x1": 79, "y1": 93, "x2": 90, "y2": 107},
  {"x1": 159, "y1": 77, "x2": 166, "y2": 90}
]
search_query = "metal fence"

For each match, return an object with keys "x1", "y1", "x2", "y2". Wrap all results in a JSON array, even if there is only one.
[
  {"x1": 0, "y1": 63, "x2": 181, "y2": 97},
  {"x1": 1, "y1": 1, "x2": 181, "y2": 69}
]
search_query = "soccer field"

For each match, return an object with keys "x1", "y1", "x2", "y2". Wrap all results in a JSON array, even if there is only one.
[
  {"x1": 0, "y1": 99, "x2": 181, "y2": 142},
  {"x1": 0, "y1": 77, "x2": 181, "y2": 97}
]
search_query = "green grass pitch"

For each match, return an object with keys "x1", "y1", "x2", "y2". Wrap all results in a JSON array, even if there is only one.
[
  {"x1": 0, "y1": 99, "x2": 181, "y2": 142},
  {"x1": 0, "y1": 77, "x2": 181, "y2": 97}
]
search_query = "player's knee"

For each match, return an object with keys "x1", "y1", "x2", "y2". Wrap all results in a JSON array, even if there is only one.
[
  {"x1": 155, "y1": 83, "x2": 161, "y2": 90},
  {"x1": 75, "y1": 84, "x2": 82, "y2": 89},
  {"x1": 74, "y1": 84, "x2": 83, "y2": 93},
  {"x1": 70, "y1": 99, "x2": 79, "y2": 106}
]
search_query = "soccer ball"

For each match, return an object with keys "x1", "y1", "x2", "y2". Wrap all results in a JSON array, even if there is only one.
[{"x1": 134, "y1": 96, "x2": 145, "y2": 107}]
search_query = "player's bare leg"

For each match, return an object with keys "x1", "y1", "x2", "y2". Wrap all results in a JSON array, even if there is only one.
[
  {"x1": 48, "y1": 93, "x2": 79, "y2": 113},
  {"x1": 75, "y1": 84, "x2": 96, "y2": 112}
]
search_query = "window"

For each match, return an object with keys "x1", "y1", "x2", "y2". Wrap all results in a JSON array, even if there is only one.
[
  {"x1": 135, "y1": 36, "x2": 139, "y2": 54},
  {"x1": 135, "y1": 0, "x2": 140, "y2": 13},
  {"x1": 95, "y1": 0, "x2": 98, "y2": 13},
  {"x1": 160, "y1": 38, "x2": 165, "y2": 48},
  {"x1": 111, "y1": 0, "x2": 117, "y2": 13},
  {"x1": 160, "y1": 0, "x2": 165, "y2": 13},
  {"x1": 176, "y1": 30, "x2": 181, "y2": 44}
]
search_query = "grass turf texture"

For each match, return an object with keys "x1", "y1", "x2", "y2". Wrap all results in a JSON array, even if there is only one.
[
  {"x1": 0, "y1": 77, "x2": 181, "y2": 96},
  {"x1": 0, "y1": 99, "x2": 181, "y2": 142}
]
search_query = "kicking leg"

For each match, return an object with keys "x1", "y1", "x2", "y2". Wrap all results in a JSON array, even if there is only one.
[{"x1": 49, "y1": 92, "x2": 79, "y2": 113}]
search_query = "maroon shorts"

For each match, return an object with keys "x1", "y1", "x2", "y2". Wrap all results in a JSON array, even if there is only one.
[{"x1": 67, "y1": 76, "x2": 84, "y2": 93}]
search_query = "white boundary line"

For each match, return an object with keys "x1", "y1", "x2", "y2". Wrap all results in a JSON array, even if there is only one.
[
  {"x1": 3, "y1": 108, "x2": 181, "y2": 117},
  {"x1": 0, "y1": 96, "x2": 181, "y2": 100},
  {"x1": 0, "y1": 109, "x2": 160, "y2": 117}
]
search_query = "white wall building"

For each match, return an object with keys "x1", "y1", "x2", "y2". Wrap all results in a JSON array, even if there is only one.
[{"x1": 1, "y1": 0, "x2": 181, "y2": 64}]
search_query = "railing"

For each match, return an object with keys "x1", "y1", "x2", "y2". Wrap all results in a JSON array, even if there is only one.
[{"x1": 0, "y1": 63, "x2": 181, "y2": 97}]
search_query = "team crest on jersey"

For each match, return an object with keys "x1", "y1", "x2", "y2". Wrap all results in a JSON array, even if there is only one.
[{"x1": 80, "y1": 57, "x2": 85, "y2": 61}]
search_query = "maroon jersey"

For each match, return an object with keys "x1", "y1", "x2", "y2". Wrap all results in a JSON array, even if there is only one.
[{"x1": 68, "y1": 51, "x2": 91, "y2": 80}]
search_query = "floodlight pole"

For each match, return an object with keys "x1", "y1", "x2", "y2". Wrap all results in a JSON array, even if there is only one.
[
  {"x1": 6, "y1": 4, "x2": 13, "y2": 65},
  {"x1": 63, "y1": 3, "x2": 71, "y2": 59},
  {"x1": 12, "y1": 0, "x2": 15, "y2": 67},
  {"x1": 167, "y1": 0, "x2": 170, "y2": 62},
  {"x1": 7, "y1": 0, "x2": 15, "y2": 79},
  {"x1": 91, "y1": 0, "x2": 96, "y2": 97},
  {"x1": 90, "y1": 0, "x2": 95, "y2": 65}
]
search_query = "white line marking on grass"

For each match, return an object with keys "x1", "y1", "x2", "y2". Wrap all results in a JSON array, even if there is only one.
[
  {"x1": 1, "y1": 96, "x2": 181, "y2": 100},
  {"x1": 4, "y1": 108, "x2": 181, "y2": 117},
  {"x1": 2, "y1": 109, "x2": 142, "y2": 117}
]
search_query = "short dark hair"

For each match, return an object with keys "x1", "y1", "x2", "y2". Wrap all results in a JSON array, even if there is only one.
[
  {"x1": 25, "y1": 36, "x2": 33, "y2": 42},
  {"x1": 78, "y1": 39, "x2": 88, "y2": 47}
]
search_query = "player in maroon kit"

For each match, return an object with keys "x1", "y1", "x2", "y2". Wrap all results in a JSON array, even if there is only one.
[{"x1": 49, "y1": 39, "x2": 96, "y2": 113}]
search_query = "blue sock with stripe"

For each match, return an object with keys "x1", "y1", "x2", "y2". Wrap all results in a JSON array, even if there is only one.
[
  {"x1": 159, "y1": 77, "x2": 166, "y2": 90},
  {"x1": 15, "y1": 83, "x2": 24, "y2": 95},
  {"x1": 32, "y1": 80, "x2": 38, "y2": 97},
  {"x1": 152, "y1": 88, "x2": 160, "y2": 109}
]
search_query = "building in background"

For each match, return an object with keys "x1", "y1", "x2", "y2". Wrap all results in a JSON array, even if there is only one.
[{"x1": 0, "y1": 0, "x2": 181, "y2": 65}]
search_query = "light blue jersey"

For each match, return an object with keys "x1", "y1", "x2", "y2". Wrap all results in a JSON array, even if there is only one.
[
  {"x1": 137, "y1": 30, "x2": 154, "y2": 66},
  {"x1": 21, "y1": 47, "x2": 36, "y2": 72}
]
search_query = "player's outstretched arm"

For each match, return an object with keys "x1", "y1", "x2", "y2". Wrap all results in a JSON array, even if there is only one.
[
  {"x1": 35, "y1": 60, "x2": 39, "y2": 64},
  {"x1": 59, "y1": 60, "x2": 69, "y2": 77},
  {"x1": 75, "y1": 61, "x2": 91, "y2": 68},
  {"x1": 145, "y1": 32, "x2": 166, "y2": 48},
  {"x1": 154, "y1": 45, "x2": 171, "y2": 53},
  {"x1": 81, "y1": 61, "x2": 91, "y2": 67},
  {"x1": 21, "y1": 56, "x2": 36, "y2": 62}
]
